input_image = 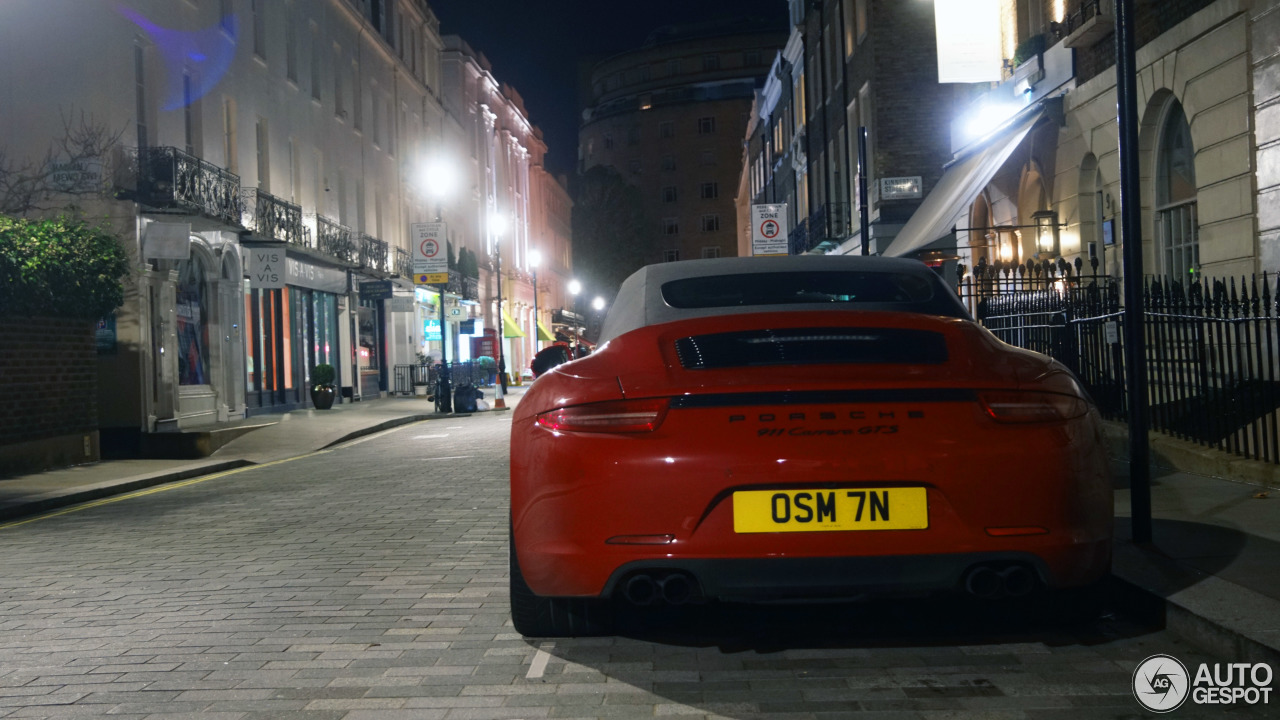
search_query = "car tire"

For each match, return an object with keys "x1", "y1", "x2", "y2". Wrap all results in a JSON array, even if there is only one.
[{"x1": 509, "y1": 526, "x2": 614, "y2": 637}]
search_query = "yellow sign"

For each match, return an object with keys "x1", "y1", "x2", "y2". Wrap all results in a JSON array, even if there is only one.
[
  {"x1": 733, "y1": 487, "x2": 928, "y2": 533},
  {"x1": 415, "y1": 273, "x2": 449, "y2": 285}
]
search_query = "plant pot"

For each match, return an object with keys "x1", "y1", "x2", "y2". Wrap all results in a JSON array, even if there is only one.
[
  {"x1": 311, "y1": 385, "x2": 336, "y2": 410},
  {"x1": 414, "y1": 385, "x2": 428, "y2": 396}
]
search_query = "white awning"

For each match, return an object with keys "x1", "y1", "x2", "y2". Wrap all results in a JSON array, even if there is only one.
[{"x1": 881, "y1": 108, "x2": 1045, "y2": 258}]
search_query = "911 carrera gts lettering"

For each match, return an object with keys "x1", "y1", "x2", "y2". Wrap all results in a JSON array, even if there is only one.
[{"x1": 770, "y1": 491, "x2": 837, "y2": 523}]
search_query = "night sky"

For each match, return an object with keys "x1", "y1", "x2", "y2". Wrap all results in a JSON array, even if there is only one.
[{"x1": 430, "y1": 0, "x2": 788, "y2": 176}]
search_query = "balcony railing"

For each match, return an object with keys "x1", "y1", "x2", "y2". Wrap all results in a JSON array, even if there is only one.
[
  {"x1": 134, "y1": 146, "x2": 242, "y2": 227},
  {"x1": 311, "y1": 214, "x2": 356, "y2": 264},
  {"x1": 446, "y1": 269, "x2": 480, "y2": 301},
  {"x1": 359, "y1": 233, "x2": 389, "y2": 273},
  {"x1": 241, "y1": 188, "x2": 307, "y2": 246},
  {"x1": 394, "y1": 246, "x2": 411, "y2": 277},
  {"x1": 788, "y1": 218, "x2": 808, "y2": 256},
  {"x1": 1061, "y1": 0, "x2": 1113, "y2": 48}
]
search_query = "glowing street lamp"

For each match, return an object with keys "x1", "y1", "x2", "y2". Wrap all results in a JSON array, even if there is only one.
[
  {"x1": 418, "y1": 158, "x2": 454, "y2": 413},
  {"x1": 491, "y1": 210, "x2": 509, "y2": 401}
]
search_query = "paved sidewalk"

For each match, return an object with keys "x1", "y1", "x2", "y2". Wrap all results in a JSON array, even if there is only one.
[
  {"x1": 0, "y1": 384, "x2": 526, "y2": 522},
  {"x1": 2, "y1": 392, "x2": 1278, "y2": 666},
  {"x1": 1103, "y1": 421, "x2": 1280, "y2": 665}
]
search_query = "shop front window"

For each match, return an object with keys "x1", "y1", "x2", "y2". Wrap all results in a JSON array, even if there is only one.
[
  {"x1": 358, "y1": 298, "x2": 379, "y2": 370},
  {"x1": 313, "y1": 292, "x2": 337, "y2": 366},
  {"x1": 176, "y1": 254, "x2": 210, "y2": 386}
]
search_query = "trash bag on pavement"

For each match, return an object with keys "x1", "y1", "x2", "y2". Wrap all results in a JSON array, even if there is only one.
[{"x1": 454, "y1": 383, "x2": 478, "y2": 413}]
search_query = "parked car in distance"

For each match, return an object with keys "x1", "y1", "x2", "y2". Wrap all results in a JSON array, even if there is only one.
[{"x1": 508, "y1": 255, "x2": 1112, "y2": 637}]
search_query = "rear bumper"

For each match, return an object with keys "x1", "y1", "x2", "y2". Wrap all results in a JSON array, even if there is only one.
[
  {"x1": 554, "y1": 539, "x2": 1111, "y2": 601},
  {"x1": 602, "y1": 552, "x2": 1052, "y2": 601}
]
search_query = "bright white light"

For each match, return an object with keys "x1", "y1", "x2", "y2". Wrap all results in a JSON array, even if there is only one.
[
  {"x1": 419, "y1": 159, "x2": 454, "y2": 199},
  {"x1": 528, "y1": 249, "x2": 541, "y2": 269},
  {"x1": 490, "y1": 211, "x2": 508, "y2": 237},
  {"x1": 964, "y1": 102, "x2": 1028, "y2": 144},
  {"x1": 568, "y1": 279, "x2": 581, "y2": 296},
  {"x1": 592, "y1": 296, "x2": 605, "y2": 311}
]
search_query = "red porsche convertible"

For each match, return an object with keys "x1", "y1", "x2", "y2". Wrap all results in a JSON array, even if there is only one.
[{"x1": 509, "y1": 255, "x2": 1112, "y2": 637}]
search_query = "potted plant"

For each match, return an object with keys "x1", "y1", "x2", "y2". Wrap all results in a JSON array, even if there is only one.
[
  {"x1": 476, "y1": 355, "x2": 497, "y2": 386},
  {"x1": 311, "y1": 363, "x2": 337, "y2": 410}
]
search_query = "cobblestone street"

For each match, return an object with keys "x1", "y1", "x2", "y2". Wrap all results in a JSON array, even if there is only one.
[{"x1": 0, "y1": 410, "x2": 1268, "y2": 719}]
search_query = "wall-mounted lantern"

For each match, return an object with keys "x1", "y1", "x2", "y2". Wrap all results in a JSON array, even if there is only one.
[{"x1": 1033, "y1": 210, "x2": 1060, "y2": 256}]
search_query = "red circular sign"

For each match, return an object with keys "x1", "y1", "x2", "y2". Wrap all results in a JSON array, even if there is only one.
[
  {"x1": 760, "y1": 220, "x2": 780, "y2": 239},
  {"x1": 419, "y1": 238, "x2": 440, "y2": 258}
]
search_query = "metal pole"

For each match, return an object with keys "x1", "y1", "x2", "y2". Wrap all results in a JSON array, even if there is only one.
[
  {"x1": 435, "y1": 285, "x2": 451, "y2": 412},
  {"x1": 434, "y1": 205, "x2": 451, "y2": 413},
  {"x1": 1116, "y1": 0, "x2": 1151, "y2": 543},
  {"x1": 532, "y1": 270, "x2": 538, "y2": 353},
  {"x1": 858, "y1": 126, "x2": 870, "y2": 255},
  {"x1": 496, "y1": 242, "x2": 507, "y2": 398}
]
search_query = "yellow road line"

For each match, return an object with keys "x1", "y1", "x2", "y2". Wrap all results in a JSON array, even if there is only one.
[{"x1": 0, "y1": 451, "x2": 329, "y2": 532}]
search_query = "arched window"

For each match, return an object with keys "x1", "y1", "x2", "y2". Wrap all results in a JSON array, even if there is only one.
[
  {"x1": 1156, "y1": 100, "x2": 1198, "y2": 281},
  {"x1": 176, "y1": 251, "x2": 211, "y2": 386}
]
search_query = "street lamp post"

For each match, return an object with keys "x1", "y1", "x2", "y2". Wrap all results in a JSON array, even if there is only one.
[
  {"x1": 421, "y1": 159, "x2": 454, "y2": 413},
  {"x1": 491, "y1": 212, "x2": 508, "y2": 406},
  {"x1": 528, "y1": 250, "x2": 541, "y2": 354}
]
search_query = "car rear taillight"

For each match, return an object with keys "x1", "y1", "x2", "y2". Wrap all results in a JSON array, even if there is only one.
[
  {"x1": 536, "y1": 398, "x2": 670, "y2": 433},
  {"x1": 978, "y1": 391, "x2": 1089, "y2": 423}
]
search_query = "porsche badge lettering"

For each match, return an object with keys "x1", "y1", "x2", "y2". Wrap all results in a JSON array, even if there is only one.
[{"x1": 730, "y1": 410, "x2": 923, "y2": 437}]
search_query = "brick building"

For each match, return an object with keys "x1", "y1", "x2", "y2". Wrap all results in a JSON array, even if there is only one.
[
  {"x1": 741, "y1": 0, "x2": 964, "y2": 258},
  {"x1": 580, "y1": 20, "x2": 785, "y2": 268}
]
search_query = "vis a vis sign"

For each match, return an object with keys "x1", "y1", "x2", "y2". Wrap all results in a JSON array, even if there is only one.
[{"x1": 249, "y1": 248, "x2": 285, "y2": 289}]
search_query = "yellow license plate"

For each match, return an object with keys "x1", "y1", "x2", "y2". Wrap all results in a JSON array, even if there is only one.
[{"x1": 733, "y1": 488, "x2": 928, "y2": 533}]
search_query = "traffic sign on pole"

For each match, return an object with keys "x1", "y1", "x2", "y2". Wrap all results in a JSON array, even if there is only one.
[
  {"x1": 411, "y1": 222, "x2": 448, "y2": 282},
  {"x1": 750, "y1": 204, "x2": 789, "y2": 256}
]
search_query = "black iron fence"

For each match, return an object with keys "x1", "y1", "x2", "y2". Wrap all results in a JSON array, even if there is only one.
[
  {"x1": 392, "y1": 361, "x2": 498, "y2": 396},
  {"x1": 958, "y1": 257, "x2": 1280, "y2": 464}
]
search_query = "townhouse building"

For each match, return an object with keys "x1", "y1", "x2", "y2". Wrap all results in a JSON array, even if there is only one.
[
  {"x1": 741, "y1": 0, "x2": 963, "y2": 259},
  {"x1": 0, "y1": 0, "x2": 568, "y2": 456},
  {"x1": 880, "y1": 0, "x2": 1280, "y2": 291}
]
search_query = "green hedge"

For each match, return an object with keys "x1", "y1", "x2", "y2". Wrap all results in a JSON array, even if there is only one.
[{"x1": 0, "y1": 216, "x2": 129, "y2": 319}]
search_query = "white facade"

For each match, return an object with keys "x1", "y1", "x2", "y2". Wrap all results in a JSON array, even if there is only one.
[
  {"x1": 440, "y1": 37, "x2": 562, "y2": 378},
  {"x1": 0, "y1": 0, "x2": 490, "y2": 439}
]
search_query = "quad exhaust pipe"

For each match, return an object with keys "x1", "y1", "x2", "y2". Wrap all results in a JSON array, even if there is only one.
[
  {"x1": 964, "y1": 564, "x2": 1037, "y2": 599},
  {"x1": 622, "y1": 572, "x2": 698, "y2": 605}
]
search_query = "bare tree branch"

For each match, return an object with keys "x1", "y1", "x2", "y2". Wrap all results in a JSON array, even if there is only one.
[{"x1": 0, "y1": 108, "x2": 127, "y2": 216}]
